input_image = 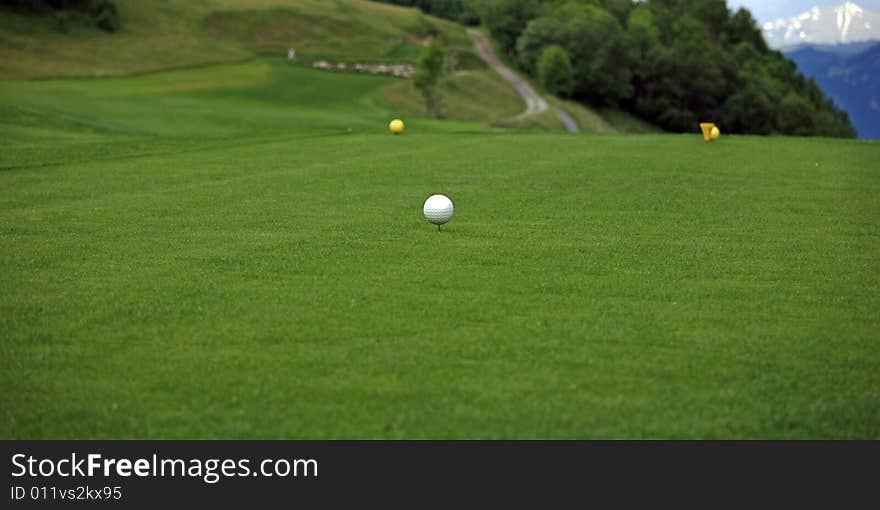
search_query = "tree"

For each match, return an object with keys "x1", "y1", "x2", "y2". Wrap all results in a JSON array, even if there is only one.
[
  {"x1": 627, "y1": 4, "x2": 660, "y2": 100},
  {"x1": 537, "y1": 45, "x2": 574, "y2": 97},
  {"x1": 627, "y1": 5, "x2": 660, "y2": 48},
  {"x1": 562, "y1": 4, "x2": 635, "y2": 105},
  {"x1": 413, "y1": 37, "x2": 446, "y2": 118},
  {"x1": 482, "y1": 0, "x2": 541, "y2": 54},
  {"x1": 723, "y1": 82, "x2": 775, "y2": 134},
  {"x1": 679, "y1": 0, "x2": 729, "y2": 40},
  {"x1": 776, "y1": 93, "x2": 817, "y2": 136},
  {"x1": 516, "y1": 16, "x2": 568, "y2": 74},
  {"x1": 669, "y1": 16, "x2": 735, "y2": 123},
  {"x1": 600, "y1": 0, "x2": 635, "y2": 24},
  {"x1": 725, "y1": 8, "x2": 767, "y2": 53}
]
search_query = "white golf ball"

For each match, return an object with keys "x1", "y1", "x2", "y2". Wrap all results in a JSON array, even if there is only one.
[{"x1": 423, "y1": 194, "x2": 454, "y2": 225}]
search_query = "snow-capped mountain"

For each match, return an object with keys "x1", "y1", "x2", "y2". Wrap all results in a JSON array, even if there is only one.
[{"x1": 763, "y1": 2, "x2": 880, "y2": 48}]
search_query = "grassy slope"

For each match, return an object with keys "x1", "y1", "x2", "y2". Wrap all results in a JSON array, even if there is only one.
[
  {"x1": 0, "y1": 0, "x2": 471, "y2": 79},
  {"x1": 203, "y1": 0, "x2": 474, "y2": 63},
  {"x1": 0, "y1": 0, "x2": 659, "y2": 133},
  {"x1": 378, "y1": 69, "x2": 524, "y2": 126},
  {"x1": 0, "y1": 1, "x2": 246, "y2": 79},
  {"x1": 1, "y1": 58, "x2": 879, "y2": 438}
]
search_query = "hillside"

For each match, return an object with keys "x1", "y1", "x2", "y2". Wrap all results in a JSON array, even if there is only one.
[
  {"x1": 395, "y1": 0, "x2": 857, "y2": 138},
  {"x1": 0, "y1": 0, "x2": 476, "y2": 78},
  {"x1": 787, "y1": 41, "x2": 880, "y2": 139},
  {"x1": 0, "y1": 0, "x2": 657, "y2": 133}
]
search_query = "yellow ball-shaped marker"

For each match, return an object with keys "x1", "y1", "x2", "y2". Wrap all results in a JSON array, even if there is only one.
[
  {"x1": 389, "y1": 119, "x2": 405, "y2": 135},
  {"x1": 710, "y1": 126, "x2": 720, "y2": 140}
]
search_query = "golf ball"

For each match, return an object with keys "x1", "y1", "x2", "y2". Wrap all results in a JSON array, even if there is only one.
[
  {"x1": 423, "y1": 194, "x2": 454, "y2": 225},
  {"x1": 389, "y1": 119, "x2": 405, "y2": 134}
]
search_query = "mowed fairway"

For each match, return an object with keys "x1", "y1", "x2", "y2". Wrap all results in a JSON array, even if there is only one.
[{"x1": 1, "y1": 60, "x2": 879, "y2": 439}]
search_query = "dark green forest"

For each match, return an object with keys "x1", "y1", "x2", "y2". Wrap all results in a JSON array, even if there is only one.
[
  {"x1": 375, "y1": 0, "x2": 856, "y2": 137},
  {"x1": 1, "y1": 0, "x2": 120, "y2": 31}
]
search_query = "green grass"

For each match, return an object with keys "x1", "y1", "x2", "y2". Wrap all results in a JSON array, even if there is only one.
[
  {"x1": 378, "y1": 69, "x2": 525, "y2": 126},
  {"x1": 0, "y1": 60, "x2": 478, "y2": 169},
  {"x1": 543, "y1": 96, "x2": 665, "y2": 135},
  {"x1": 598, "y1": 107, "x2": 666, "y2": 134},
  {"x1": 2, "y1": 58, "x2": 879, "y2": 439}
]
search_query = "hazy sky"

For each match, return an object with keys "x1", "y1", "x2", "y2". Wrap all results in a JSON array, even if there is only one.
[{"x1": 726, "y1": 1, "x2": 880, "y2": 22}]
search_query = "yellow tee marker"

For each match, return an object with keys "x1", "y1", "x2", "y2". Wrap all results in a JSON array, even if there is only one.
[
  {"x1": 699, "y1": 122, "x2": 715, "y2": 141},
  {"x1": 389, "y1": 119, "x2": 405, "y2": 134},
  {"x1": 710, "y1": 126, "x2": 720, "y2": 140}
]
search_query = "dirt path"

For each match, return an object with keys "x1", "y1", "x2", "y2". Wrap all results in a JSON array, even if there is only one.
[{"x1": 468, "y1": 29, "x2": 579, "y2": 133}]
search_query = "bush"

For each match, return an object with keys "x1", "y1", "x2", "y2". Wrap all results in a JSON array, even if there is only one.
[
  {"x1": 776, "y1": 93, "x2": 817, "y2": 136},
  {"x1": 483, "y1": 0, "x2": 541, "y2": 54},
  {"x1": 516, "y1": 16, "x2": 568, "y2": 74},
  {"x1": 413, "y1": 37, "x2": 446, "y2": 118},
  {"x1": 537, "y1": 45, "x2": 574, "y2": 97},
  {"x1": 91, "y1": 0, "x2": 119, "y2": 32}
]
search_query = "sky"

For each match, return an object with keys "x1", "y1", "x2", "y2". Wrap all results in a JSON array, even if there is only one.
[{"x1": 726, "y1": 0, "x2": 880, "y2": 22}]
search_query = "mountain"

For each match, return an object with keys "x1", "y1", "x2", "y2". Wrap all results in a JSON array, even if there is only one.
[
  {"x1": 787, "y1": 41, "x2": 880, "y2": 138},
  {"x1": 763, "y1": 2, "x2": 880, "y2": 48}
]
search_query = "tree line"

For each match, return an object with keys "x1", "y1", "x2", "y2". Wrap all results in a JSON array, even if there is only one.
[
  {"x1": 375, "y1": 0, "x2": 856, "y2": 137},
  {"x1": 1, "y1": 0, "x2": 120, "y2": 32}
]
